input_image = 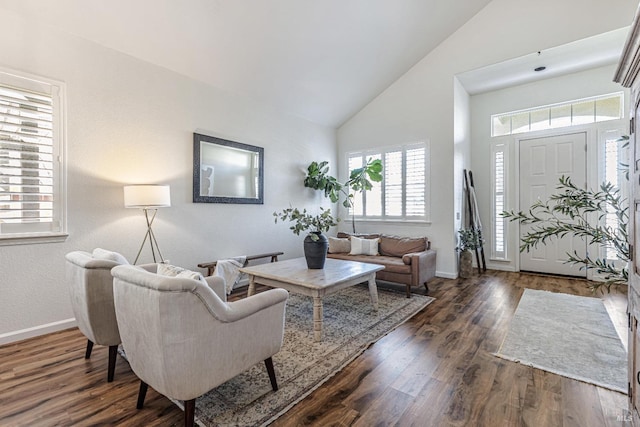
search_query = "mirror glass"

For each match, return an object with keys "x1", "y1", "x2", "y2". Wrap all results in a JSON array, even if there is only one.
[{"x1": 193, "y1": 133, "x2": 264, "y2": 204}]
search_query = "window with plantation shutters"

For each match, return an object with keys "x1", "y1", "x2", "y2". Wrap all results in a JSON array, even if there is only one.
[
  {"x1": 0, "y1": 69, "x2": 66, "y2": 244},
  {"x1": 347, "y1": 142, "x2": 429, "y2": 222},
  {"x1": 600, "y1": 128, "x2": 628, "y2": 261},
  {"x1": 491, "y1": 143, "x2": 507, "y2": 259},
  {"x1": 405, "y1": 147, "x2": 425, "y2": 216},
  {"x1": 384, "y1": 150, "x2": 402, "y2": 216}
]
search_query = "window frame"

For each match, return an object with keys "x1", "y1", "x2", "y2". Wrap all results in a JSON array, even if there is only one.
[
  {"x1": 491, "y1": 92, "x2": 624, "y2": 137},
  {"x1": 489, "y1": 122, "x2": 627, "y2": 267},
  {"x1": 598, "y1": 127, "x2": 628, "y2": 262},
  {"x1": 346, "y1": 141, "x2": 430, "y2": 224},
  {"x1": 0, "y1": 67, "x2": 67, "y2": 246},
  {"x1": 491, "y1": 141, "x2": 508, "y2": 260}
]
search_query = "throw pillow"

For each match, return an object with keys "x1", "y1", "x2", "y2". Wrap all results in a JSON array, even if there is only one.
[
  {"x1": 349, "y1": 236, "x2": 379, "y2": 256},
  {"x1": 92, "y1": 248, "x2": 129, "y2": 265},
  {"x1": 337, "y1": 232, "x2": 380, "y2": 240},
  {"x1": 157, "y1": 263, "x2": 206, "y2": 283},
  {"x1": 328, "y1": 237, "x2": 351, "y2": 253},
  {"x1": 157, "y1": 263, "x2": 184, "y2": 277}
]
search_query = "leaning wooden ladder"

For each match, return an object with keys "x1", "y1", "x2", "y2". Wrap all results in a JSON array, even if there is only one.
[{"x1": 463, "y1": 169, "x2": 486, "y2": 273}]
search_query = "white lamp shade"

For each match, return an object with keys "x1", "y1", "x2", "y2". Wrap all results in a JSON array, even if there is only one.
[{"x1": 124, "y1": 185, "x2": 171, "y2": 208}]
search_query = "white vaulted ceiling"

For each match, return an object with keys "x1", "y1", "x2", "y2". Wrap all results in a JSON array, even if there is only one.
[
  {"x1": 457, "y1": 27, "x2": 629, "y2": 95},
  {"x1": 0, "y1": 0, "x2": 628, "y2": 127},
  {"x1": 0, "y1": 0, "x2": 493, "y2": 127}
]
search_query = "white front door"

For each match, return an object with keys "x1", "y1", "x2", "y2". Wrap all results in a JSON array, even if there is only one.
[{"x1": 518, "y1": 132, "x2": 587, "y2": 277}]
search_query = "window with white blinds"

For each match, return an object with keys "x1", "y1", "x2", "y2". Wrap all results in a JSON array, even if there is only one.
[
  {"x1": 491, "y1": 143, "x2": 507, "y2": 259},
  {"x1": 0, "y1": 69, "x2": 66, "y2": 243},
  {"x1": 347, "y1": 142, "x2": 429, "y2": 221}
]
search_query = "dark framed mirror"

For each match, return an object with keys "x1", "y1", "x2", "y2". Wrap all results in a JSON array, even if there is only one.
[{"x1": 193, "y1": 133, "x2": 264, "y2": 204}]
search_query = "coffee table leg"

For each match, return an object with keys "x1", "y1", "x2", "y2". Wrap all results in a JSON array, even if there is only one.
[
  {"x1": 313, "y1": 296, "x2": 323, "y2": 342},
  {"x1": 247, "y1": 275, "x2": 256, "y2": 296},
  {"x1": 368, "y1": 274, "x2": 379, "y2": 311}
]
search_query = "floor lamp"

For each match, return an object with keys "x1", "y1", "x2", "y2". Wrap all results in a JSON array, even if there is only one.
[{"x1": 124, "y1": 185, "x2": 171, "y2": 264}]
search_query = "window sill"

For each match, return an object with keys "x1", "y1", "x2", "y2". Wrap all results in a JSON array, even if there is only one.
[{"x1": 0, "y1": 233, "x2": 69, "y2": 246}]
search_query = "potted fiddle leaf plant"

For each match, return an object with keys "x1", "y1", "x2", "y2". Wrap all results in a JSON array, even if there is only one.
[
  {"x1": 303, "y1": 158, "x2": 383, "y2": 232},
  {"x1": 456, "y1": 228, "x2": 482, "y2": 278},
  {"x1": 303, "y1": 161, "x2": 344, "y2": 204},
  {"x1": 273, "y1": 206, "x2": 338, "y2": 269}
]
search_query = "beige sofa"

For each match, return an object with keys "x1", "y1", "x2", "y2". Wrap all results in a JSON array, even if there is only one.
[{"x1": 327, "y1": 232, "x2": 436, "y2": 298}]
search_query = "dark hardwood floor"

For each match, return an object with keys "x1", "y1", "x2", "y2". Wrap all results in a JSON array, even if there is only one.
[{"x1": 0, "y1": 271, "x2": 630, "y2": 426}]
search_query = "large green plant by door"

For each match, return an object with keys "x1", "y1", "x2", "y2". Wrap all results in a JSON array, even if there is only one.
[
  {"x1": 502, "y1": 175, "x2": 628, "y2": 292},
  {"x1": 304, "y1": 159, "x2": 383, "y2": 232}
]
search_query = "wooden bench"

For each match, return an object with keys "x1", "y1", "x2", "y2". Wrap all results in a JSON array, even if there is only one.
[{"x1": 198, "y1": 251, "x2": 284, "y2": 276}]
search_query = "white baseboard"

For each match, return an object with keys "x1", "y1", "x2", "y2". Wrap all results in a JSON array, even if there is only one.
[
  {"x1": 436, "y1": 270, "x2": 458, "y2": 279},
  {"x1": 486, "y1": 263, "x2": 516, "y2": 272},
  {"x1": 0, "y1": 318, "x2": 77, "y2": 346}
]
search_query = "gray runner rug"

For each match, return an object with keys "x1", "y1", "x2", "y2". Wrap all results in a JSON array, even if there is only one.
[
  {"x1": 494, "y1": 288, "x2": 627, "y2": 393},
  {"x1": 172, "y1": 285, "x2": 434, "y2": 426}
]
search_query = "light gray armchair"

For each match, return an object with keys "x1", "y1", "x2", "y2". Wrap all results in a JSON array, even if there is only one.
[
  {"x1": 65, "y1": 250, "x2": 127, "y2": 382},
  {"x1": 110, "y1": 264, "x2": 289, "y2": 427}
]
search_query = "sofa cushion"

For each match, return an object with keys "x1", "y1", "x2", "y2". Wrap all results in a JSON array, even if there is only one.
[
  {"x1": 349, "y1": 236, "x2": 379, "y2": 255},
  {"x1": 379, "y1": 235, "x2": 427, "y2": 257},
  {"x1": 328, "y1": 237, "x2": 351, "y2": 254},
  {"x1": 327, "y1": 253, "x2": 411, "y2": 274},
  {"x1": 363, "y1": 255, "x2": 410, "y2": 274}
]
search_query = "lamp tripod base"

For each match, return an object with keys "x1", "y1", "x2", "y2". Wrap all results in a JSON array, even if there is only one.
[{"x1": 133, "y1": 208, "x2": 165, "y2": 264}]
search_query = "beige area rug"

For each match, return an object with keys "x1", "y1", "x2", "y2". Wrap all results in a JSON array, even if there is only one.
[
  {"x1": 494, "y1": 288, "x2": 627, "y2": 393},
  {"x1": 171, "y1": 285, "x2": 433, "y2": 426}
]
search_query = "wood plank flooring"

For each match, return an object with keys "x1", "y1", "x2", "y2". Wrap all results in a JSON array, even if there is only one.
[{"x1": 0, "y1": 271, "x2": 630, "y2": 426}]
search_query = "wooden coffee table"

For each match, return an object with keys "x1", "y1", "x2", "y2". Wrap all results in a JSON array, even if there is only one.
[{"x1": 240, "y1": 257, "x2": 384, "y2": 342}]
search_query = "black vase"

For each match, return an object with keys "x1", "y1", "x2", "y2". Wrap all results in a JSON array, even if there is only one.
[{"x1": 303, "y1": 232, "x2": 329, "y2": 269}]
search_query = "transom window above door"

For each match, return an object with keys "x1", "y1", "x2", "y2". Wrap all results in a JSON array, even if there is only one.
[{"x1": 491, "y1": 92, "x2": 623, "y2": 137}]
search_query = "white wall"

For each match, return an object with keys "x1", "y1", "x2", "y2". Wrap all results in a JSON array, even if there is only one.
[
  {"x1": 453, "y1": 78, "x2": 471, "y2": 271},
  {"x1": 337, "y1": 0, "x2": 636, "y2": 278},
  {"x1": 0, "y1": 10, "x2": 336, "y2": 342},
  {"x1": 469, "y1": 64, "x2": 629, "y2": 272}
]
